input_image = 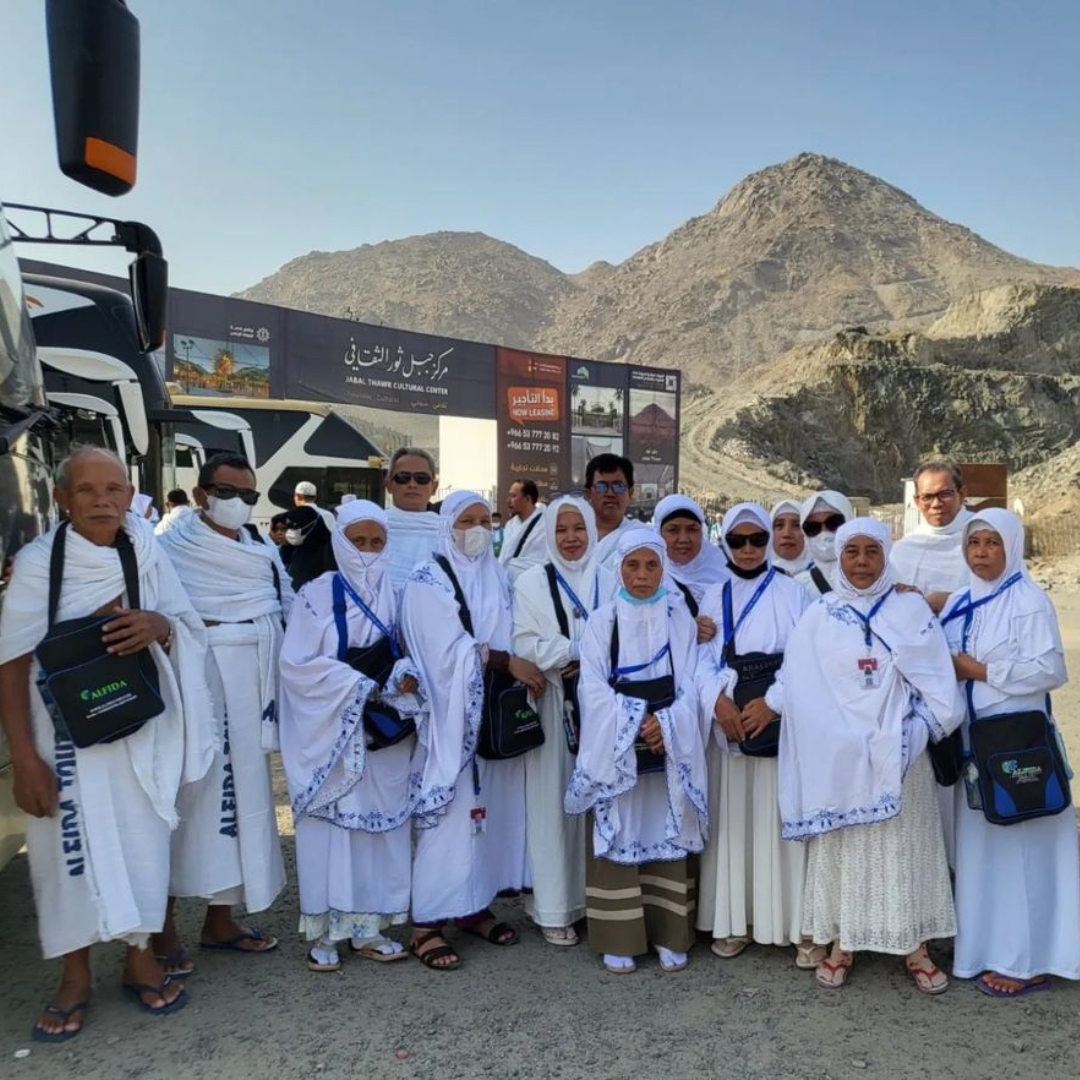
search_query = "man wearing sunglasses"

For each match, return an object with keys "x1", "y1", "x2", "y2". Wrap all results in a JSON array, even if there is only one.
[
  {"x1": 585, "y1": 453, "x2": 636, "y2": 572},
  {"x1": 155, "y1": 453, "x2": 293, "y2": 972},
  {"x1": 792, "y1": 490, "x2": 854, "y2": 597},
  {"x1": 890, "y1": 460, "x2": 972, "y2": 616},
  {"x1": 384, "y1": 448, "x2": 442, "y2": 591}
]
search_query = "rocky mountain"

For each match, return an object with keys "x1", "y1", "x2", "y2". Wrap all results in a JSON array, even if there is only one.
[{"x1": 239, "y1": 231, "x2": 574, "y2": 349}]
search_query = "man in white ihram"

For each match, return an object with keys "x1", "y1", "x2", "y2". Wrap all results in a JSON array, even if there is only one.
[
  {"x1": 383, "y1": 447, "x2": 442, "y2": 592},
  {"x1": 889, "y1": 459, "x2": 975, "y2": 614},
  {"x1": 154, "y1": 452, "x2": 292, "y2": 968},
  {"x1": 499, "y1": 478, "x2": 546, "y2": 582},
  {"x1": 0, "y1": 448, "x2": 212, "y2": 1039}
]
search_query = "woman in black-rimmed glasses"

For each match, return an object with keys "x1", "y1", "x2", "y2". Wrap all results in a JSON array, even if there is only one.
[
  {"x1": 792, "y1": 491, "x2": 853, "y2": 597},
  {"x1": 695, "y1": 503, "x2": 817, "y2": 967}
]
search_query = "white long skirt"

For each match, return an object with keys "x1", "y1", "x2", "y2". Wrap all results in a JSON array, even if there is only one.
[
  {"x1": 697, "y1": 744, "x2": 805, "y2": 945},
  {"x1": 524, "y1": 693, "x2": 585, "y2": 928},
  {"x1": 412, "y1": 755, "x2": 528, "y2": 923},
  {"x1": 295, "y1": 740, "x2": 413, "y2": 942},
  {"x1": 803, "y1": 753, "x2": 956, "y2": 954},
  {"x1": 953, "y1": 787, "x2": 1080, "y2": 980}
]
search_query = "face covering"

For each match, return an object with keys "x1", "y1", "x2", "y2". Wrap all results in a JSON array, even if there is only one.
[
  {"x1": 285, "y1": 519, "x2": 317, "y2": 547},
  {"x1": 618, "y1": 585, "x2": 668, "y2": 605},
  {"x1": 206, "y1": 494, "x2": 253, "y2": 531},
  {"x1": 807, "y1": 534, "x2": 837, "y2": 564},
  {"x1": 453, "y1": 525, "x2": 491, "y2": 557}
]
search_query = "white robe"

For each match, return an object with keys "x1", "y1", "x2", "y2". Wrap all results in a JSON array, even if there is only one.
[
  {"x1": 280, "y1": 572, "x2": 421, "y2": 937},
  {"x1": 154, "y1": 504, "x2": 194, "y2": 535},
  {"x1": 401, "y1": 556, "x2": 528, "y2": 922},
  {"x1": 385, "y1": 506, "x2": 441, "y2": 594},
  {"x1": 695, "y1": 570, "x2": 811, "y2": 944},
  {"x1": 593, "y1": 518, "x2": 634, "y2": 575},
  {"x1": 890, "y1": 508, "x2": 975, "y2": 596},
  {"x1": 157, "y1": 512, "x2": 290, "y2": 913},
  {"x1": 512, "y1": 563, "x2": 589, "y2": 928},
  {"x1": 942, "y1": 552, "x2": 1080, "y2": 980},
  {"x1": 0, "y1": 514, "x2": 212, "y2": 958},
  {"x1": 500, "y1": 505, "x2": 547, "y2": 584},
  {"x1": 566, "y1": 595, "x2": 707, "y2": 864}
]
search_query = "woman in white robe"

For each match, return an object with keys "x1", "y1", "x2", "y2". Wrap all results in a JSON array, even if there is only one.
[
  {"x1": 792, "y1": 491, "x2": 853, "y2": 597},
  {"x1": 770, "y1": 499, "x2": 812, "y2": 576},
  {"x1": 941, "y1": 508, "x2": 1080, "y2": 996},
  {"x1": 566, "y1": 529, "x2": 708, "y2": 974},
  {"x1": 778, "y1": 518, "x2": 963, "y2": 992},
  {"x1": 400, "y1": 491, "x2": 546, "y2": 970},
  {"x1": 695, "y1": 503, "x2": 816, "y2": 964},
  {"x1": 512, "y1": 497, "x2": 610, "y2": 945},
  {"x1": 279, "y1": 500, "x2": 423, "y2": 972}
]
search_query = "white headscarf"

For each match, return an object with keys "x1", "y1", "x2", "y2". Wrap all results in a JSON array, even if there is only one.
[
  {"x1": 833, "y1": 517, "x2": 895, "y2": 604},
  {"x1": 799, "y1": 490, "x2": 854, "y2": 568},
  {"x1": 960, "y1": 508, "x2": 1029, "y2": 600},
  {"x1": 770, "y1": 498, "x2": 810, "y2": 575},
  {"x1": 616, "y1": 527, "x2": 666, "y2": 572},
  {"x1": 437, "y1": 490, "x2": 511, "y2": 649},
  {"x1": 545, "y1": 494, "x2": 600, "y2": 596},
  {"x1": 331, "y1": 498, "x2": 394, "y2": 614},
  {"x1": 720, "y1": 502, "x2": 772, "y2": 568},
  {"x1": 652, "y1": 493, "x2": 730, "y2": 600}
]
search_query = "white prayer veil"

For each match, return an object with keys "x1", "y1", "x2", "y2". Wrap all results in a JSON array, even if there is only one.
[{"x1": 833, "y1": 517, "x2": 894, "y2": 603}]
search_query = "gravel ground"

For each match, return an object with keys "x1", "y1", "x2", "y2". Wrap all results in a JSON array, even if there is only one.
[{"x1": 2, "y1": 592, "x2": 1079, "y2": 1080}]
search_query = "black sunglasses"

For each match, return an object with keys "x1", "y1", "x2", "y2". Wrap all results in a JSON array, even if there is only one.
[
  {"x1": 802, "y1": 513, "x2": 845, "y2": 537},
  {"x1": 726, "y1": 531, "x2": 769, "y2": 550},
  {"x1": 390, "y1": 471, "x2": 432, "y2": 486},
  {"x1": 588, "y1": 480, "x2": 628, "y2": 495},
  {"x1": 206, "y1": 483, "x2": 260, "y2": 506}
]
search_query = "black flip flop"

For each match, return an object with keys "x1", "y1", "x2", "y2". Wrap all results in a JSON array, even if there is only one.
[
  {"x1": 459, "y1": 919, "x2": 518, "y2": 946},
  {"x1": 122, "y1": 978, "x2": 188, "y2": 1016},
  {"x1": 199, "y1": 926, "x2": 278, "y2": 953},
  {"x1": 155, "y1": 947, "x2": 195, "y2": 978},
  {"x1": 31, "y1": 1001, "x2": 88, "y2": 1043}
]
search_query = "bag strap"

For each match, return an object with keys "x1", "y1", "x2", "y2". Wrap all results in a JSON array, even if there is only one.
[
  {"x1": 545, "y1": 563, "x2": 571, "y2": 639},
  {"x1": 434, "y1": 554, "x2": 474, "y2": 637},
  {"x1": 512, "y1": 512, "x2": 542, "y2": 560},
  {"x1": 332, "y1": 573, "x2": 348, "y2": 661},
  {"x1": 810, "y1": 566, "x2": 832, "y2": 595},
  {"x1": 721, "y1": 580, "x2": 734, "y2": 665},
  {"x1": 675, "y1": 579, "x2": 699, "y2": 619},
  {"x1": 609, "y1": 615, "x2": 620, "y2": 684},
  {"x1": 48, "y1": 521, "x2": 141, "y2": 627}
]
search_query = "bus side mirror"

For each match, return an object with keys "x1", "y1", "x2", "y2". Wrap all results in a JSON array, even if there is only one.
[
  {"x1": 47, "y1": 0, "x2": 141, "y2": 196},
  {"x1": 130, "y1": 251, "x2": 168, "y2": 352}
]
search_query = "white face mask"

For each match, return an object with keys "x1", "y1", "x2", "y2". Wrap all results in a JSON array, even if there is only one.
[
  {"x1": 453, "y1": 525, "x2": 491, "y2": 557},
  {"x1": 284, "y1": 528, "x2": 305, "y2": 546},
  {"x1": 807, "y1": 533, "x2": 838, "y2": 563},
  {"x1": 206, "y1": 494, "x2": 252, "y2": 531}
]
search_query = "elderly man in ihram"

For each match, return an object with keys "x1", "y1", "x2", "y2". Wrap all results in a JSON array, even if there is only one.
[
  {"x1": 154, "y1": 452, "x2": 291, "y2": 968},
  {"x1": 0, "y1": 448, "x2": 212, "y2": 1040}
]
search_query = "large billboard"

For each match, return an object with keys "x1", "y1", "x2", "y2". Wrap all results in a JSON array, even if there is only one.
[{"x1": 20, "y1": 258, "x2": 681, "y2": 503}]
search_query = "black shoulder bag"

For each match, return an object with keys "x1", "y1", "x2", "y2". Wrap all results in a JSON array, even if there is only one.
[
  {"x1": 434, "y1": 555, "x2": 544, "y2": 760},
  {"x1": 545, "y1": 563, "x2": 581, "y2": 754},
  {"x1": 721, "y1": 576, "x2": 784, "y2": 758},
  {"x1": 608, "y1": 616, "x2": 674, "y2": 775},
  {"x1": 332, "y1": 574, "x2": 414, "y2": 751},
  {"x1": 809, "y1": 566, "x2": 833, "y2": 595},
  {"x1": 35, "y1": 522, "x2": 165, "y2": 749}
]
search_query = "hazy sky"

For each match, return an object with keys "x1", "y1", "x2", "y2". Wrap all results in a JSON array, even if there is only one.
[{"x1": 4, "y1": 0, "x2": 1078, "y2": 297}]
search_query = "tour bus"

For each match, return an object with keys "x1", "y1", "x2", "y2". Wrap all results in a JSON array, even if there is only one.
[
  {"x1": 168, "y1": 394, "x2": 388, "y2": 529},
  {"x1": 1, "y1": 0, "x2": 160, "y2": 870}
]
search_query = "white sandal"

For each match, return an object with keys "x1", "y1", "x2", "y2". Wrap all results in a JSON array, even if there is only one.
[{"x1": 541, "y1": 925, "x2": 580, "y2": 947}]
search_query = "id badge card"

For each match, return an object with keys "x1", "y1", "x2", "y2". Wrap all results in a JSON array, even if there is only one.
[
  {"x1": 470, "y1": 807, "x2": 487, "y2": 835},
  {"x1": 857, "y1": 657, "x2": 880, "y2": 690}
]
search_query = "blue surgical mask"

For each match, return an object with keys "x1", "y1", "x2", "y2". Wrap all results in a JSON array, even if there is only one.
[{"x1": 618, "y1": 585, "x2": 668, "y2": 606}]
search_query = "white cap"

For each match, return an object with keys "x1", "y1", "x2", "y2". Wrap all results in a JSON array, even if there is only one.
[
  {"x1": 340, "y1": 493, "x2": 357, "y2": 504},
  {"x1": 294, "y1": 481, "x2": 317, "y2": 498}
]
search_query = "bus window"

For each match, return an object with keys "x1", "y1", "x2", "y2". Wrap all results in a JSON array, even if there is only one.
[{"x1": 268, "y1": 466, "x2": 384, "y2": 511}]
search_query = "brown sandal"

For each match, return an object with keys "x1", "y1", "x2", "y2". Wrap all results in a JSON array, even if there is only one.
[{"x1": 409, "y1": 929, "x2": 461, "y2": 971}]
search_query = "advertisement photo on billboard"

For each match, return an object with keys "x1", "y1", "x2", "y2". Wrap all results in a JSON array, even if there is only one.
[
  {"x1": 571, "y1": 434, "x2": 625, "y2": 489},
  {"x1": 570, "y1": 383, "x2": 624, "y2": 436},
  {"x1": 172, "y1": 332, "x2": 271, "y2": 398}
]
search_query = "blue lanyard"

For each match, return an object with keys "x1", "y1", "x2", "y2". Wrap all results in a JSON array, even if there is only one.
[
  {"x1": 333, "y1": 573, "x2": 401, "y2": 660},
  {"x1": 844, "y1": 591, "x2": 892, "y2": 651},
  {"x1": 941, "y1": 571, "x2": 1022, "y2": 722},
  {"x1": 612, "y1": 641, "x2": 671, "y2": 680},
  {"x1": 721, "y1": 568, "x2": 776, "y2": 648},
  {"x1": 554, "y1": 568, "x2": 599, "y2": 620}
]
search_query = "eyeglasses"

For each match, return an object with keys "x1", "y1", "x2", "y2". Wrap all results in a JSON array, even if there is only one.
[
  {"x1": 206, "y1": 483, "x2": 260, "y2": 505},
  {"x1": 390, "y1": 471, "x2": 432, "y2": 486},
  {"x1": 916, "y1": 488, "x2": 958, "y2": 506},
  {"x1": 802, "y1": 513, "x2": 845, "y2": 537},
  {"x1": 588, "y1": 480, "x2": 628, "y2": 495},
  {"x1": 726, "y1": 531, "x2": 769, "y2": 550}
]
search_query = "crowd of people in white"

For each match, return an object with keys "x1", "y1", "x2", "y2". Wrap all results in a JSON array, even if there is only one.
[{"x1": 1, "y1": 446, "x2": 1076, "y2": 1044}]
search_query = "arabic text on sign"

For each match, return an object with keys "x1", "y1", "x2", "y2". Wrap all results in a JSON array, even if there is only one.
[{"x1": 343, "y1": 339, "x2": 453, "y2": 383}]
